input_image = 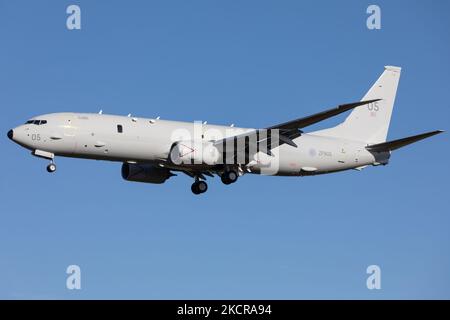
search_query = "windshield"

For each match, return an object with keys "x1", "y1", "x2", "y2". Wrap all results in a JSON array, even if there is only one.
[{"x1": 25, "y1": 120, "x2": 47, "y2": 125}]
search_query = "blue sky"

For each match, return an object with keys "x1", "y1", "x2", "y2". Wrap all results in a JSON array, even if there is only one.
[{"x1": 0, "y1": 0, "x2": 449, "y2": 299}]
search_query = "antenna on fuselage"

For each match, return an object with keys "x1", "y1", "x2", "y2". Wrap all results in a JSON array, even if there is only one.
[{"x1": 149, "y1": 116, "x2": 161, "y2": 124}]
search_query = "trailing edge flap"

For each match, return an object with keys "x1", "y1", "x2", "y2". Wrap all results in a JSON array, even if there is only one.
[{"x1": 366, "y1": 130, "x2": 444, "y2": 152}]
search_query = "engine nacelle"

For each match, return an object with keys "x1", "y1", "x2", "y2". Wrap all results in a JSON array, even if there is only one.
[
  {"x1": 170, "y1": 141, "x2": 220, "y2": 165},
  {"x1": 121, "y1": 163, "x2": 173, "y2": 184}
]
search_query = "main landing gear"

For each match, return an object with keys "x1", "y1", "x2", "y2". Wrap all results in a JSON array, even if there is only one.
[
  {"x1": 221, "y1": 169, "x2": 238, "y2": 185},
  {"x1": 191, "y1": 179, "x2": 208, "y2": 195},
  {"x1": 190, "y1": 169, "x2": 239, "y2": 195}
]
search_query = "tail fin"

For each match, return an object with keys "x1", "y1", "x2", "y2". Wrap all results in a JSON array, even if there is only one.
[{"x1": 315, "y1": 66, "x2": 401, "y2": 144}]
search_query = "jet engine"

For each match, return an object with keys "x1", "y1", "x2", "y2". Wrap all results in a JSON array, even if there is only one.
[
  {"x1": 169, "y1": 141, "x2": 220, "y2": 165},
  {"x1": 121, "y1": 163, "x2": 173, "y2": 184}
]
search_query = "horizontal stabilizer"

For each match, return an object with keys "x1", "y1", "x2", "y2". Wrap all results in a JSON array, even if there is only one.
[{"x1": 366, "y1": 130, "x2": 444, "y2": 152}]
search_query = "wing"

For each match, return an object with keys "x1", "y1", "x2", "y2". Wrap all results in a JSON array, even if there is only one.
[
  {"x1": 266, "y1": 99, "x2": 381, "y2": 131},
  {"x1": 213, "y1": 99, "x2": 380, "y2": 161}
]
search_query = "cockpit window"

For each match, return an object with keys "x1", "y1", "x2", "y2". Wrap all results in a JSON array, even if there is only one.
[{"x1": 25, "y1": 120, "x2": 47, "y2": 125}]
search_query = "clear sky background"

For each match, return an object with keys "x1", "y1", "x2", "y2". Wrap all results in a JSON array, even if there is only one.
[{"x1": 0, "y1": 0, "x2": 449, "y2": 299}]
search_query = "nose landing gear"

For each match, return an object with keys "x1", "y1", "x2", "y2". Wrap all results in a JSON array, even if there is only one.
[
  {"x1": 31, "y1": 150, "x2": 56, "y2": 173},
  {"x1": 46, "y1": 162, "x2": 56, "y2": 173}
]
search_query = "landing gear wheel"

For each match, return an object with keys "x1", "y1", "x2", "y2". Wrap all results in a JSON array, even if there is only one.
[
  {"x1": 221, "y1": 175, "x2": 231, "y2": 185},
  {"x1": 46, "y1": 163, "x2": 56, "y2": 173},
  {"x1": 191, "y1": 183, "x2": 200, "y2": 194},
  {"x1": 197, "y1": 181, "x2": 208, "y2": 193},
  {"x1": 191, "y1": 180, "x2": 208, "y2": 195},
  {"x1": 221, "y1": 170, "x2": 238, "y2": 185}
]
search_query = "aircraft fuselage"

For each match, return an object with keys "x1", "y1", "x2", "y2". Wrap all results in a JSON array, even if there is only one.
[{"x1": 9, "y1": 112, "x2": 385, "y2": 177}]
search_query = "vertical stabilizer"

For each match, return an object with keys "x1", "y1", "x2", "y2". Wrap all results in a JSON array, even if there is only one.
[{"x1": 313, "y1": 66, "x2": 401, "y2": 144}]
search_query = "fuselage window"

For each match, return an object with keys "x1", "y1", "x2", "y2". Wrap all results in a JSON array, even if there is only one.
[{"x1": 117, "y1": 125, "x2": 123, "y2": 133}]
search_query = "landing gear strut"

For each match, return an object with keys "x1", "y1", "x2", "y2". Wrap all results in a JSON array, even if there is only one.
[
  {"x1": 191, "y1": 179, "x2": 208, "y2": 195},
  {"x1": 221, "y1": 170, "x2": 238, "y2": 185},
  {"x1": 46, "y1": 162, "x2": 56, "y2": 173}
]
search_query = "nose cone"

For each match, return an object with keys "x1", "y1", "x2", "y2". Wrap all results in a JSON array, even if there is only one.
[{"x1": 7, "y1": 129, "x2": 13, "y2": 140}]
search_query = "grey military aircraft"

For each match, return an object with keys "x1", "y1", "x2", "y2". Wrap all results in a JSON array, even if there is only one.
[{"x1": 7, "y1": 66, "x2": 443, "y2": 194}]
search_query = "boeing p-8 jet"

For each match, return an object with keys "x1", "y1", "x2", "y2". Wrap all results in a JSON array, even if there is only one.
[{"x1": 7, "y1": 66, "x2": 443, "y2": 194}]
